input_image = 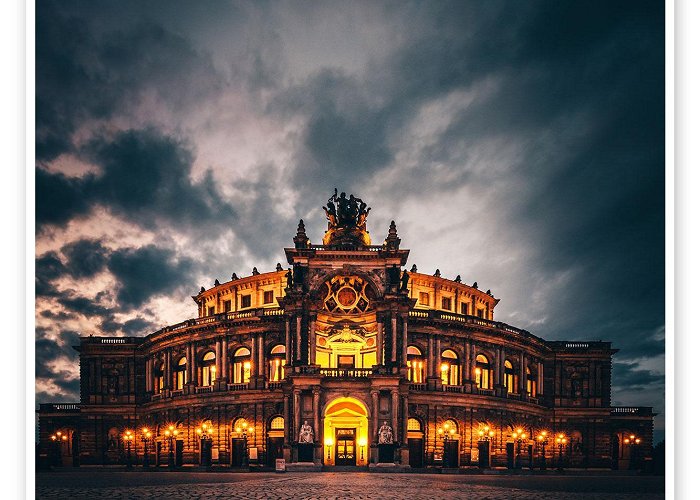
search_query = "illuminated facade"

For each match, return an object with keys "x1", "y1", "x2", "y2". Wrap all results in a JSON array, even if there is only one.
[{"x1": 38, "y1": 193, "x2": 654, "y2": 470}]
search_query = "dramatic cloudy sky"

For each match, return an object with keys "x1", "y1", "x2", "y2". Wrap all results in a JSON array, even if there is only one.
[{"x1": 35, "y1": 1, "x2": 665, "y2": 442}]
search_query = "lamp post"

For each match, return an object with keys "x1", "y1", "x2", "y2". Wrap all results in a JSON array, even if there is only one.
[
  {"x1": 234, "y1": 420, "x2": 252, "y2": 467},
  {"x1": 164, "y1": 424, "x2": 179, "y2": 469},
  {"x1": 438, "y1": 422, "x2": 457, "y2": 468},
  {"x1": 536, "y1": 431, "x2": 548, "y2": 471},
  {"x1": 324, "y1": 437, "x2": 333, "y2": 464},
  {"x1": 511, "y1": 428, "x2": 527, "y2": 469},
  {"x1": 623, "y1": 434, "x2": 642, "y2": 470},
  {"x1": 122, "y1": 429, "x2": 134, "y2": 470},
  {"x1": 358, "y1": 437, "x2": 367, "y2": 463},
  {"x1": 49, "y1": 431, "x2": 68, "y2": 467},
  {"x1": 141, "y1": 427, "x2": 152, "y2": 468},
  {"x1": 477, "y1": 425, "x2": 495, "y2": 468},
  {"x1": 555, "y1": 433, "x2": 567, "y2": 472},
  {"x1": 196, "y1": 422, "x2": 214, "y2": 466}
]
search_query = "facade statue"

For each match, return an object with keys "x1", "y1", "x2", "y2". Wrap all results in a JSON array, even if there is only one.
[
  {"x1": 285, "y1": 269, "x2": 293, "y2": 289},
  {"x1": 378, "y1": 421, "x2": 394, "y2": 444},
  {"x1": 400, "y1": 270, "x2": 410, "y2": 291},
  {"x1": 322, "y1": 188, "x2": 372, "y2": 246},
  {"x1": 298, "y1": 420, "x2": 314, "y2": 443}
]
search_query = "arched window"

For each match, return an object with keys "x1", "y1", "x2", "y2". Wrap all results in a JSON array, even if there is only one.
[
  {"x1": 270, "y1": 416, "x2": 285, "y2": 430},
  {"x1": 407, "y1": 346, "x2": 425, "y2": 383},
  {"x1": 153, "y1": 361, "x2": 164, "y2": 394},
  {"x1": 232, "y1": 347, "x2": 251, "y2": 384},
  {"x1": 201, "y1": 351, "x2": 216, "y2": 386},
  {"x1": 504, "y1": 359, "x2": 516, "y2": 394},
  {"x1": 407, "y1": 418, "x2": 422, "y2": 431},
  {"x1": 475, "y1": 354, "x2": 492, "y2": 390},
  {"x1": 526, "y1": 366, "x2": 537, "y2": 397},
  {"x1": 175, "y1": 356, "x2": 187, "y2": 390},
  {"x1": 440, "y1": 349, "x2": 460, "y2": 386},
  {"x1": 269, "y1": 345, "x2": 286, "y2": 382}
]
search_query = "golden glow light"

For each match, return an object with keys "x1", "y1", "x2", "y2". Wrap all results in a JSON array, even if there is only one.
[
  {"x1": 358, "y1": 437, "x2": 367, "y2": 447},
  {"x1": 324, "y1": 437, "x2": 333, "y2": 447}
]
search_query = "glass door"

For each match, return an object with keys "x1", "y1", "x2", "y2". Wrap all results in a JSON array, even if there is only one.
[{"x1": 335, "y1": 428, "x2": 356, "y2": 466}]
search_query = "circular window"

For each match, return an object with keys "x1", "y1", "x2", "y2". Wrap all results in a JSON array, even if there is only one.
[{"x1": 323, "y1": 276, "x2": 372, "y2": 314}]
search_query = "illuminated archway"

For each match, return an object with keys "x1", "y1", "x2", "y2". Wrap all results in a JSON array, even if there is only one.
[{"x1": 323, "y1": 396, "x2": 369, "y2": 466}]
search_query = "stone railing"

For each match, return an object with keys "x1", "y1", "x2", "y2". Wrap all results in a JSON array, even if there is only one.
[
  {"x1": 409, "y1": 383, "x2": 427, "y2": 391},
  {"x1": 227, "y1": 383, "x2": 248, "y2": 391},
  {"x1": 611, "y1": 406, "x2": 654, "y2": 416},
  {"x1": 319, "y1": 368, "x2": 373, "y2": 378},
  {"x1": 441, "y1": 384, "x2": 467, "y2": 393},
  {"x1": 195, "y1": 385, "x2": 214, "y2": 394},
  {"x1": 39, "y1": 403, "x2": 80, "y2": 413},
  {"x1": 408, "y1": 309, "x2": 534, "y2": 338},
  {"x1": 267, "y1": 381, "x2": 283, "y2": 390}
]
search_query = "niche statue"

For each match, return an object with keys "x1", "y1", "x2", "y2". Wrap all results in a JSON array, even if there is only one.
[
  {"x1": 298, "y1": 420, "x2": 314, "y2": 443},
  {"x1": 378, "y1": 421, "x2": 394, "y2": 444}
]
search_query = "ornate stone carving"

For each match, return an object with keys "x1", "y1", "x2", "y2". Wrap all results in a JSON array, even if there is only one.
[
  {"x1": 378, "y1": 421, "x2": 394, "y2": 444},
  {"x1": 298, "y1": 420, "x2": 314, "y2": 443},
  {"x1": 322, "y1": 189, "x2": 372, "y2": 246}
]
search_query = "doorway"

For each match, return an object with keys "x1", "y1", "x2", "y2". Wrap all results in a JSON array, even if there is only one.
[{"x1": 335, "y1": 428, "x2": 356, "y2": 465}]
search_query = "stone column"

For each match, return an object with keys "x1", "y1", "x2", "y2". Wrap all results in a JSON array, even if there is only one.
[
  {"x1": 371, "y1": 390, "x2": 379, "y2": 444},
  {"x1": 164, "y1": 349, "x2": 171, "y2": 390},
  {"x1": 401, "y1": 317, "x2": 408, "y2": 367},
  {"x1": 427, "y1": 336, "x2": 434, "y2": 377},
  {"x1": 309, "y1": 315, "x2": 317, "y2": 365},
  {"x1": 435, "y1": 337, "x2": 441, "y2": 379},
  {"x1": 312, "y1": 389, "x2": 320, "y2": 443},
  {"x1": 296, "y1": 315, "x2": 302, "y2": 363},
  {"x1": 463, "y1": 340, "x2": 471, "y2": 384},
  {"x1": 520, "y1": 352, "x2": 526, "y2": 394},
  {"x1": 215, "y1": 339, "x2": 222, "y2": 379},
  {"x1": 391, "y1": 391, "x2": 399, "y2": 444},
  {"x1": 538, "y1": 361, "x2": 544, "y2": 396},
  {"x1": 190, "y1": 343, "x2": 197, "y2": 385},
  {"x1": 376, "y1": 318, "x2": 384, "y2": 366},
  {"x1": 494, "y1": 348, "x2": 502, "y2": 390},
  {"x1": 402, "y1": 396, "x2": 409, "y2": 446},
  {"x1": 285, "y1": 317, "x2": 292, "y2": 365},
  {"x1": 391, "y1": 314, "x2": 398, "y2": 363},
  {"x1": 145, "y1": 356, "x2": 151, "y2": 392},
  {"x1": 293, "y1": 390, "x2": 301, "y2": 443},
  {"x1": 221, "y1": 337, "x2": 229, "y2": 382},
  {"x1": 283, "y1": 395, "x2": 290, "y2": 444},
  {"x1": 258, "y1": 333, "x2": 265, "y2": 377}
]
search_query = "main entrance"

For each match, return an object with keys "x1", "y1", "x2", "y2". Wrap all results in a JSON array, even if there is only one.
[
  {"x1": 335, "y1": 428, "x2": 356, "y2": 465},
  {"x1": 323, "y1": 397, "x2": 369, "y2": 466}
]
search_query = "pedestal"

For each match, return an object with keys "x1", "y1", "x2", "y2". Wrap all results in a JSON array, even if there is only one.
[
  {"x1": 378, "y1": 443, "x2": 394, "y2": 464},
  {"x1": 298, "y1": 443, "x2": 314, "y2": 463}
]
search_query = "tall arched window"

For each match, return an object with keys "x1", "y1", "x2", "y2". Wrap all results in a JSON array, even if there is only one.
[
  {"x1": 475, "y1": 354, "x2": 492, "y2": 390},
  {"x1": 270, "y1": 416, "x2": 285, "y2": 430},
  {"x1": 153, "y1": 361, "x2": 164, "y2": 393},
  {"x1": 232, "y1": 347, "x2": 251, "y2": 384},
  {"x1": 526, "y1": 367, "x2": 537, "y2": 397},
  {"x1": 269, "y1": 345, "x2": 286, "y2": 381},
  {"x1": 175, "y1": 356, "x2": 187, "y2": 389},
  {"x1": 504, "y1": 359, "x2": 516, "y2": 394},
  {"x1": 440, "y1": 349, "x2": 460, "y2": 386},
  {"x1": 407, "y1": 418, "x2": 422, "y2": 431},
  {"x1": 407, "y1": 346, "x2": 425, "y2": 383},
  {"x1": 201, "y1": 351, "x2": 216, "y2": 386}
]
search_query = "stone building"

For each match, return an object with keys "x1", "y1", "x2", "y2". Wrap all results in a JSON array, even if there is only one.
[{"x1": 38, "y1": 192, "x2": 654, "y2": 470}]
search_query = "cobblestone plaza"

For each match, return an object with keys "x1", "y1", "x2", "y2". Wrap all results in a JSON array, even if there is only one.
[{"x1": 35, "y1": 471, "x2": 665, "y2": 499}]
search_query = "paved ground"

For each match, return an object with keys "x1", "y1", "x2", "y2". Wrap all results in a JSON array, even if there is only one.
[{"x1": 35, "y1": 471, "x2": 665, "y2": 499}]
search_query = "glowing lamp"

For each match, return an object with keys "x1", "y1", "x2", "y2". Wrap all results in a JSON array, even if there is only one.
[
  {"x1": 324, "y1": 437, "x2": 334, "y2": 447},
  {"x1": 358, "y1": 437, "x2": 367, "y2": 447}
]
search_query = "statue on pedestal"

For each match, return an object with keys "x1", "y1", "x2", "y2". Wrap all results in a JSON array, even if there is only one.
[
  {"x1": 378, "y1": 421, "x2": 394, "y2": 444},
  {"x1": 298, "y1": 420, "x2": 314, "y2": 443}
]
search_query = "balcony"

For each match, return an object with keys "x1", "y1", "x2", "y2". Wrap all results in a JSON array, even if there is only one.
[{"x1": 319, "y1": 368, "x2": 373, "y2": 378}]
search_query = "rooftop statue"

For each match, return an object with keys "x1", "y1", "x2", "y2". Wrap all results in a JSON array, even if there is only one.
[{"x1": 322, "y1": 188, "x2": 372, "y2": 246}]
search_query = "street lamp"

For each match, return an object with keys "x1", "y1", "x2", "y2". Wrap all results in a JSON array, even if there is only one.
[
  {"x1": 122, "y1": 429, "x2": 134, "y2": 470},
  {"x1": 49, "y1": 431, "x2": 68, "y2": 467},
  {"x1": 234, "y1": 420, "x2": 252, "y2": 467},
  {"x1": 164, "y1": 424, "x2": 179, "y2": 469},
  {"x1": 324, "y1": 437, "x2": 333, "y2": 463},
  {"x1": 555, "y1": 433, "x2": 568, "y2": 471},
  {"x1": 623, "y1": 434, "x2": 642, "y2": 469},
  {"x1": 438, "y1": 422, "x2": 457, "y2": 468},
  {"x1": 536, "y1": 430, "x2": 549, "y2": 470},
  {"x1": 476, "y1": 425, "x2": 495, "y2": 469},
  {"x1": 358, "y1": 437, "x2": 367, "y2": 462},
  {"x1": 511, "y1": 428, "x2": 527, "y2": 469},
  {"x1": 196, "y1": 422, "x2": 214, "y2": 466},
  {"x1": 141, "y1": 427, "x2": 152, "y2": 468}
]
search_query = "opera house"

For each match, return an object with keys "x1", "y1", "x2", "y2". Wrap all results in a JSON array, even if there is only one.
[{"x1": 38, "y1": 192, "x2": 654, "y2": 470}]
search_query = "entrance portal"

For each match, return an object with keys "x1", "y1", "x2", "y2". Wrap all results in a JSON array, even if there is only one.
[
  {"x1": 323, "y1": 397, "x2": 368, "y2": 466},
  {"x1": 335, "y1": 428, "x2": 356, "y2": 465}
]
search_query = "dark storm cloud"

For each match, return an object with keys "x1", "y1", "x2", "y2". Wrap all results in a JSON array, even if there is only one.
[
  {"x1": 107, "y1": 244, "x2": 195, "y2": 309},
  {"x1": 61, "y1": 239, "x2": 109, "y2": 279},
  {"x1": 36, "y1": 0, "x2": 223, "y2": 161},
  {"x1": 613, "y1": 361, "x2": 664, "y2": 391},
  {"x1": 36, "y1": 128, "x2": 238, "y2": 232},
  {"x1": 35, "y1": 328, "x2": 81, "y2": 399}
]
